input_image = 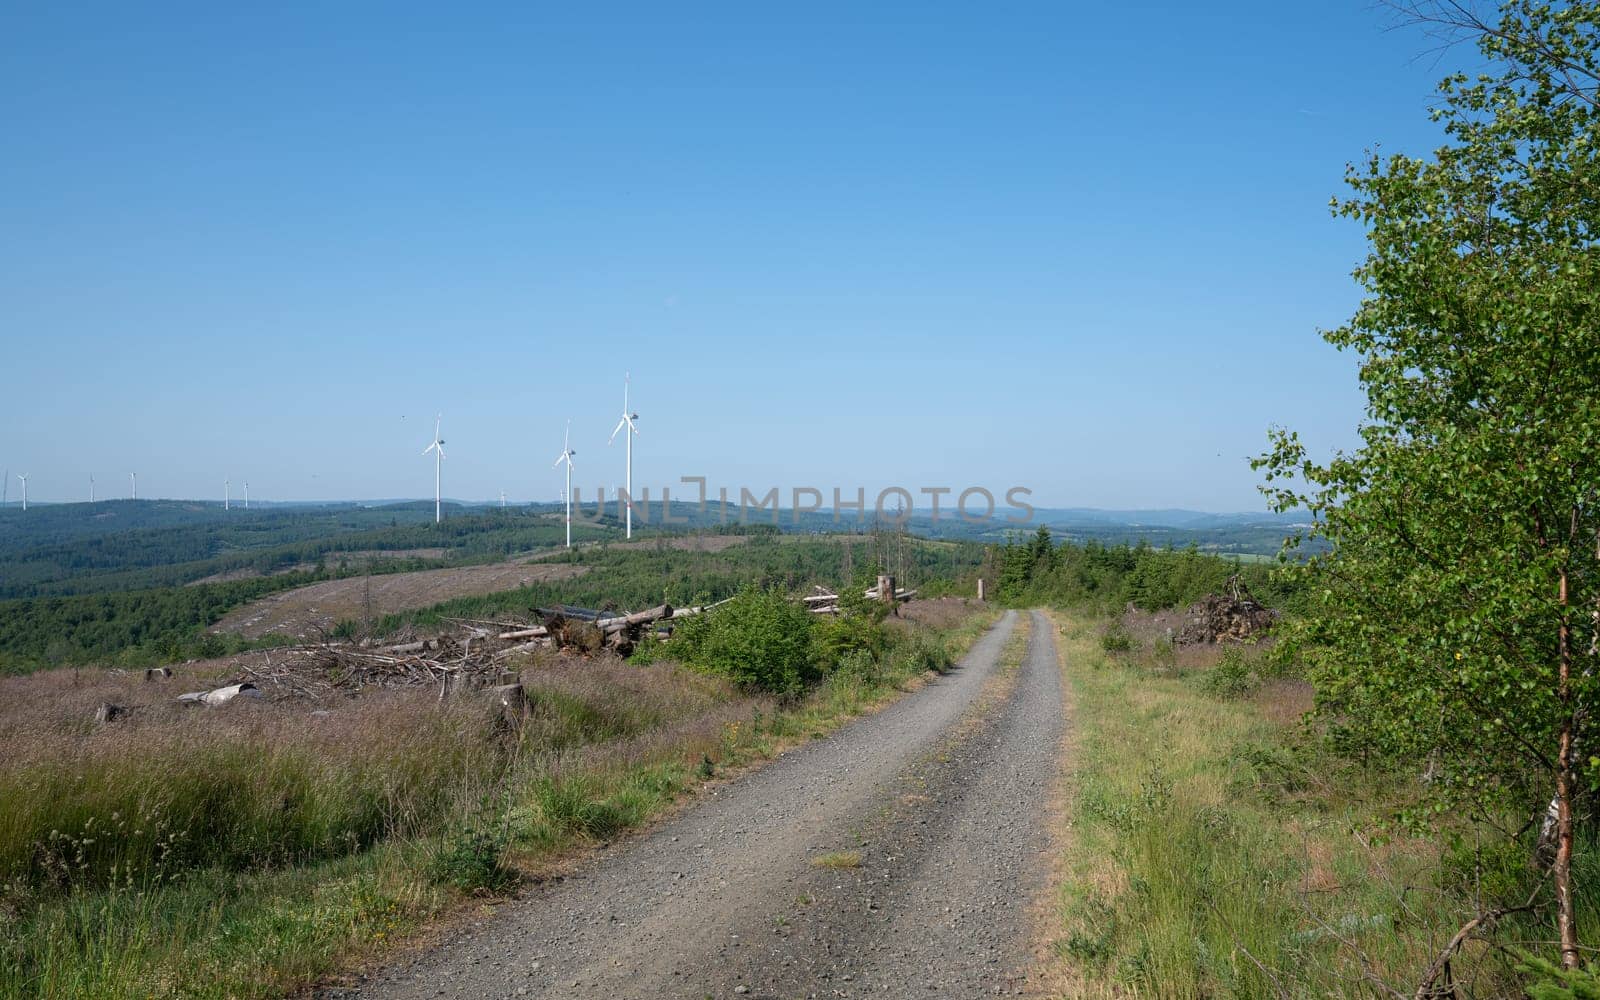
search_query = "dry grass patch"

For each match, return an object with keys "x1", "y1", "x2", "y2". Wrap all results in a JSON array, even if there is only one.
[
  {"x1": 810, "y1": 851, "x2": 862, "y2": 870},
  {"x1": 1, "y1": 604, "x2": 997, "y2": 999}
]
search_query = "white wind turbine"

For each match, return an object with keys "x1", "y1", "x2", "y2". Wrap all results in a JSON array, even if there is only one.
[
  {"x1": 17, "y1": 473, "x2": 29, "y2": 511},
  {"x1": 553, "y1": 419, "x2": 576, "y2": 548},
  {"x1": 130, "y1": 472, "x2": 137, "y2": 500},
  {"x1": 224, "y1": 479, "x2": 230, "y2": 511},
  {"x1": 89, "y1": 475, "x2": 95, "y2": 503},
  {"x1": 244, "y1": 481, "x2": 250, "y2": 509},
  {"x1": 608, "y1": 374, "x2": 640, "y2": 539},
  {"x1": 422, "y1": 413, "x2": 446, "y2": 524}
]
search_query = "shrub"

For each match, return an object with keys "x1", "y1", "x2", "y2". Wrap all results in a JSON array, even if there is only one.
[
  {"x1": 813, "y1": 608, "x2": 887, "y2": 667},
  {"x1": 1100, "y1": 622, "x2": 1135, "y2": 654},
  {"x1": 893, "y1": 631, "x2": 953, "y2": 675},
  {"x1": 1198, "y1": 647, "x2": 1260, "y2": 699},
  {"x1": 665, "y1": 585, "x2": 818, "y2": 695},
  {"x1": 428, "y1": 827, "x2": 516, "y2": 893}
]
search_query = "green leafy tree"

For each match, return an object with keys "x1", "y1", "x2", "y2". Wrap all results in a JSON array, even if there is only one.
[{"x1": 1258, "y1": 0, "x2": 1600, "y2": 968}]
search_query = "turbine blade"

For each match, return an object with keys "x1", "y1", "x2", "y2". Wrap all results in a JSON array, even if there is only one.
[
  {"x1": 553, "y1": 452, "x2": 566, "y2": 468},
  {"x1": 609, "y1": 417, "x2": 626, "y2": 444},
  {"x1": 627, "y1": 417, "x2": 640, "y2": 435}
]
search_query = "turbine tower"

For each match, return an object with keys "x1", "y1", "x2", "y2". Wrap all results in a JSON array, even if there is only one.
[
  {"x1": 608, "y1": 374, "x2": 640, "y2": 539},
  {"x1": 553, "y1": 419, "x2": 576, "y2": 548},
  {"x1": 17, "y1": 473, "x2": 28, "y2": 511},
  {"x1": 244, "y1": 481, "x2": 250, "y2": 509},
  {"x1": 130, "y1": 472, "x2": 137, "y2": 500},
  {"x1": 499, "y1": 490, "x2": 507, "y2": 509},
  {"x1": 225, "y1": 479, "x2": 230, "y2": 511},
  {"x1": 89, "y1": 475, "x2": 95, "y2": 503},
  {"x1": 422, "y1": 413, "x2": 446, "y2": 524}
]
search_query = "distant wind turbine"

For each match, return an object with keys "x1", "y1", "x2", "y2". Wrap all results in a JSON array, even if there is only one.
[
  {"x1": 499, "y1": 489, "x2": 507, "y2": 509},
  {"x1": 2, "y1": 470, "x2": 7, "y2": 507},
  {"x1": 89, "y1": 475, "x2": 95, "y2": 503},
  {"x1": 553, "y1": 419, "x2": 576, "y2": 548},
  {"x1": 17, "y1": 473, "x2": 28, "y2": 511},
  {"x1": 244, "y1": 481, "x2": 250, "y2": 509},
  {"x1": 130, "y1": 472, "x2": 137, "y2": 501},
  {"x1": 224, "y1": 479, "x2": 230, "y2": 511},
  {"x1": 422, "y1": 413, "x2": 446, "y2": 524},
  {"x1": 608, "y1": 374, "x2": 640, "y2": 539}
]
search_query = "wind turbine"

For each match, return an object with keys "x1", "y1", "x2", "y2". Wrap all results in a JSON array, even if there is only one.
[
  {"x1": 553, "y1": 419, "x2": 576, "y2": 548},
  {"x1": 608, "y1": 374, "x2": 640, "y2": 539},
  {"x1": 244, "y1": 481, "x2": 250, "y2": 509},
  {"x1": 16, "y1": 474, "x2": 28, "y2": 511},
  {"x1": 89, "y1": 475, "x2": 95, "y2": 503},
  {"x1": 499, "y1": 490, "x2": 507, "y2": 509},
  {"x1": 224, "y1": 479, "x2": 230, "y2": 511},
  {"x1": 422, "y1": 413, "x2": 446, "y2": 524},
  {"x1": 130, "y1": 472, "x2": 137, "y2": 500}
]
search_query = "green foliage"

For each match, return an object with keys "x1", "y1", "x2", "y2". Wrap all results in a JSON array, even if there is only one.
[
  {"x1": 0, "y1": 574, "x2": 311, "y2": 674},
  {"x1": 989, "y1": 533, "x2": 1303, "y2": 615},
  {"x1": 1255, "y1": 0, "x2": 1600, "y2": 966},
  {"x1": 427, "y1": 827, "x2": 516, "y2": 893},
  {"x1": 813, "y1": 580, "x2": 890, "y2": 666},
  {"x1": 1522, "y1": 953, "x2": 1600, "y2": 999},
  {"x1": 1197, "y1": 647, "x2": 1261, "y2": 700},
  {"x1": 1099, "y1": 621, "x2": 1135, "y2": 654},
  {"x1": 667, "y1": 585, "x2": 819, "y2": 695}
]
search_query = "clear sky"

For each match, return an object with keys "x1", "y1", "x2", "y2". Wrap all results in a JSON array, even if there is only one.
[{"x1": 1, "y1": 3, "x2": 1465, "y2": 510}]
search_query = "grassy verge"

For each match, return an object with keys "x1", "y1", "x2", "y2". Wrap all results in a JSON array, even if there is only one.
[
  {"x1": 1040, "y1": 608, "x2": 1585, "y2": 998},
  {"x1": 0, "y1": 606, "x2": 996, "y2": 999}
]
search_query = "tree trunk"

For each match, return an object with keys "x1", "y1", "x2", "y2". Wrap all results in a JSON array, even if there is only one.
[{"x1": 1557, "y1": 565, "x2": 1579, "y2": 970}]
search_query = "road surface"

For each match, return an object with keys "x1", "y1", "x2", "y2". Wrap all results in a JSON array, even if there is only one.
[{"x1": 335, "y1": 609, "x2": 1066, "y2": 999}]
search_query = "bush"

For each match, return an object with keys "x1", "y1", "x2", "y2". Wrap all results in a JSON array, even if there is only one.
[
  {"x1": 665, "y1": 585, "x2": 818, "y2": 695},
  {"x1": 892, "y1": 631, "x2": 953, "y2": 675},
  {"x1": 813, "y1": 605, "x2": 888, "y2": 667},
  {"x1": 1100, "y1": 622, "x2": 1135, "y2": 654},
  {"x1": 428, "y1": 827, "x2": 516, "y2": 893},
  {"x1": 1198, "y1": 647, "x2": 1260, "y2": 699}
]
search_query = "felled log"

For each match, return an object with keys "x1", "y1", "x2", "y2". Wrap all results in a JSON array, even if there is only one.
[
  {"x1": 669, "y1": 597, "x2": 734, "y2": 618},
  {"x1": 384, "y1": 639, "x2": 437, "y2": 654},
  {"x1": 177, "y1": 682, "x2": 263, "y2": 707},
  {"x1": 492, "y1": 638, "x2": 553, "y2": 661},
  {"x1": 596, "y1": 604, "x2": 672, "y2": 635},
  {"x1": 497, "y1": 625, "x2": 550, "y2": 641},
  {"x1": 535, "y1": 604, "x2": 604, "y2": 622}
]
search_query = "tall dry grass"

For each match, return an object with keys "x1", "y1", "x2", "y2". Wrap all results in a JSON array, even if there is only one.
[{"x1": 0, "y1": 607, "x2": 991, "y2": 998}]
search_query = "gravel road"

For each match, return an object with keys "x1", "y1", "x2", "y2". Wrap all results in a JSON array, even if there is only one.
[{"x1": 335, "y1": 609, "x2": 1066, "y2": 999}]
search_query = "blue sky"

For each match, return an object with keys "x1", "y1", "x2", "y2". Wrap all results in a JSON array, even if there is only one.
[{"x1": 1, "y1": 3, "x2": 1464, "y2": 510}]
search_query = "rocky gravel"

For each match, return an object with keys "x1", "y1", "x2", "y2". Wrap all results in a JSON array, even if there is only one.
[{"x1": 330, "y1": 609, "x2": 1066, "y2": 999}]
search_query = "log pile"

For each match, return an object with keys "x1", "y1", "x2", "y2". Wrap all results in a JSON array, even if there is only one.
[
  {"x1": 1176, "y1": 574, "x2": 1278, "y2": 645},
  {"x1": 190, "y1": 582, "x2": 916, "y2": 707},
  {"x1": 803, "y1": 584, "x2": 918, "y2": 615}
]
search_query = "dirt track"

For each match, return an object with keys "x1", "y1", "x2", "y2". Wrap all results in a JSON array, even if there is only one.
[
  {"x1": 333, "y1": 610, "x2": 1066, "y2": 999},
  {"x1": 211, "y1": 562, "x2": 589, "y2": 639}
]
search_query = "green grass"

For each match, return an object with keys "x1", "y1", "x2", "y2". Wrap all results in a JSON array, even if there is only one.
[{"x1": 1044, "y1": 609, "x2": 1600, "y2": 997}]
